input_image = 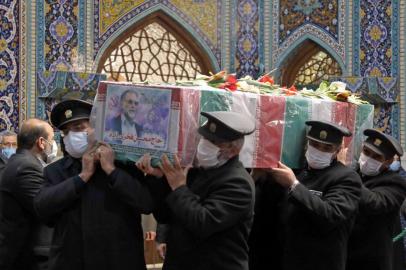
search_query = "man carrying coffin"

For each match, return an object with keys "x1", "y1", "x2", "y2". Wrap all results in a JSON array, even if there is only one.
[
  {"x1": 137, "y1": 111, "x2": 256, "y2": 270},
  {"x1": 347, "y1": 129, "x2": 406, "y2": 270},
  {"x1": 249, "y1": 120, "x2": 362, "y2": 270},
  {"x1": 35, "y1": 99, "x2": 156, "y2": 270}
]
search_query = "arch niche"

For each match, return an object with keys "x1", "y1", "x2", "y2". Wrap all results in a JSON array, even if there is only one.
[
  {"x1": 279, "y1": 39, "x2": 343, "y2": 87},
  {"x1": 97, "y1": 12, "x2": 214, "y2": 83}
]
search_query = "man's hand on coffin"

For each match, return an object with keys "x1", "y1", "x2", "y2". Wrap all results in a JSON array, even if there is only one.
[
  {"x1": 269, "y1": 162, "x2": 298, "y2": 188},
  {"x1": 159, "y1": 154, "x2": 190, "y2": 191},
  {"x1": 95, "y1": 142, "x2": 116, "y2": 175},
  {"x1": 79, "y1": 149, "x2": 97, "y2": 182},
  {"x1": 136, "y1": 153, "x2": 164, "y2": 178}
]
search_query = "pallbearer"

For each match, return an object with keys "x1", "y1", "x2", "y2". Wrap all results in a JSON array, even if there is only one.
[
  {"x1": 250, "y1": 120, "x2": 362, "y2": 270},
  {"x1": 347, "y1": 129, "x2": 406, "y2": 270}
]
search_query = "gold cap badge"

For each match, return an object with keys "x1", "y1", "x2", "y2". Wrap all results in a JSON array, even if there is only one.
[
  {"x1": 209, "y1": 122, "x2": 216, "y2": 133},
  {"x1": 65, "y1": 110, "x2": 73, "y2": 119},
  {"x1": 319, "y1": 130, "x2": 328, "y2": 140},
  {"x1": 374, "y1": 138, "x2": 382, "y2": 146}
]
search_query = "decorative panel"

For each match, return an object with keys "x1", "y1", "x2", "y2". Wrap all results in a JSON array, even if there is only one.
[
  {"x1": 44, "y1": 0, "x2": 79, "y2": 71},
  {"x1": 359, "y1": 0, "x2": 394, "y2": 76},
  {"x1": 236, "y1": 0, "x2": 259, "y2": 77},
  {"x1": 94, "y1": 0, "x2": 222, "y2": 63},
  {"x1": 279, "y1": 0, "x2": 339, "y2": 44},
  {"x1": 0, "y1": 0, "x2": 19, "y2": 131}
]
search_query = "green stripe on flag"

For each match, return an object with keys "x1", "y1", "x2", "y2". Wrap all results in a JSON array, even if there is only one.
[
  {"x1": 200, "y1": 89, "x2": 233, "y2": 125},
  {"x1": 352, "y1": 104, "x2": 374, "y2": 162},
  {"x1": 281, "y1": 96, "x2": 311, "y2": 168}
]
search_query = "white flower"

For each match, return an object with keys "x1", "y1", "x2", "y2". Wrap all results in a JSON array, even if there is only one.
[{"x1": 330, "y1": 81, "x2": 347, "y2": 92}]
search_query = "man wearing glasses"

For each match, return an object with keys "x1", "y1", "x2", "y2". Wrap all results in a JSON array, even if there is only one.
[{"x1": 106, "y1": 89, "x2": 144, "y2": 145}]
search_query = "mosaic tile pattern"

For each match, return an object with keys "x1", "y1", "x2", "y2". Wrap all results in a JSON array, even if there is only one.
[
  {"x1": 374, "y1": 104, "x2": 393, "y2": 136},
  {"x1": 44, "y1": 0, "x2": 78, "y2": 71},
  {"x1": 94, "y1": 0, "x2": 222, "y2": 63},
  {"x1": 359, "y1": 0, "x2": 393, "y2": 77},
  {"x1": 272, "y1": 0, "x2": 345, "y2": 68},
  {"x1": 279, "y1": 0, "x2": 339, "y2": 44},
  {"x1": 37, "y1": 71, "x2": 107, "y2": 121},
  {"x1": 236, "y1": 0, "x2": 259, "y2": 77},
  {"x1": 0, "y1": 1, "x2": 19, "y2": 131}
]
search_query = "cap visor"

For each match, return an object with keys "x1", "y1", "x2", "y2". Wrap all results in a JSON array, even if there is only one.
[
  {"x1": 58, "y1": 116, "x2": 90, "y2": 129},
  {"x1": 306, "y1": 135, "x2": 336, "y2": 145},
  {"x1": 198, "y1": 127, "x2": 228, "y2": 143},
  {"x1": 363, "y1": 142, "x2": 386, "y2": 157}
]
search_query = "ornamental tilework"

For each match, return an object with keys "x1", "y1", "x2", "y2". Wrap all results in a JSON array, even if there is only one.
[
  {"x1": 272, "y1": 0, "x2": 345, "y2": 67},
  {"x1": 330, "y1": 76, "x2": 399, "y2": 136},
  {"x1": 0, "y1": 1, "x2": 19, "y2": 131},
  {"x1": 359, "y1": 0, "x2": 393, "y2": 77},
  {"x1": 236, "y1": 0, "x2": 259, "y2": 77},
  {"x1": 329, "y1": 76, "x2": 399, "y2": 103},
  {"x1": 37, "y1": 71, "x2": 107, "y2": 121},
  {"x1": 374, "y1": 105, "x2": 393, "y2": 136},
  {"x1": 94, "y1": 0, "x2": 222, "y2": 63},
  {"x1": 279, "y1": 0, "x2": 339, "y2": 44},
  {"x1": 170, "y1": 0, "x2": 219, "y2": 46},
  {"x1": 391, "y1": 104, "x2": 400, "y2": 140},
  {"x1": 37, "y1": 71, "x2": 106, "y2": 101},
  {"x1": 99, "y1": 0, "x2": 144, "y2": 35},
  {"x1": 44, "y1": 0, "x2": 79, "y2": 71}
]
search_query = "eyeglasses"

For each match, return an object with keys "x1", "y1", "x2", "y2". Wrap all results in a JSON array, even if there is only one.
[{"x1": 42, "y1": 138, "x2": 53, "y2": 147}]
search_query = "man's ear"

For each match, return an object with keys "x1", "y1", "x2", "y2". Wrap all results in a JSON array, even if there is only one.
[{"x1": 37, "y1": 137, "x2": 46, "y2": 151}]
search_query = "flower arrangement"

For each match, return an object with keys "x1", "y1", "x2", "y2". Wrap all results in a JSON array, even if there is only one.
[{"x1": 175, "y1": 71, "x2": 368, "y2": 105}]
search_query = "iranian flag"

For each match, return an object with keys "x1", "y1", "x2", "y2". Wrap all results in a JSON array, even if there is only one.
[{"x1": 196, "y1": 88, "x2": 374, "y2": 168}]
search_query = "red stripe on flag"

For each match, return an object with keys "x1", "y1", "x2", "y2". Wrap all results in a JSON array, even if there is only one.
[
  {"x1": 255, "y1": 95, "x2": 286, "y2": 168},
  {"x1": 177, "y1": 88, "x2": 201, "y2": 166},
  {"x1": 97, "y1": 82, "x2": 107, "y2": 101},
  {"x1": 332, "y1": 102, "x2": 356, "y2": 164}
]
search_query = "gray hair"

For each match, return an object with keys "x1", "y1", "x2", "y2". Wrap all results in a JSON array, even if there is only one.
[
  {"x1": 0, "y1": 130, "x2": 17, "y2": 137},
  {"x1": 0, "y1": 130, "x2": 17, "y2": 142}
]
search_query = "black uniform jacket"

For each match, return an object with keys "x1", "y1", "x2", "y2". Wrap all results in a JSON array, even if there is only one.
[
  {"x1": 347, "y1": 170, "x2": 406, "y2": 270},
  {"x1": 34, "y1": 155, "x2": 157, "y2": 270},
  {"x1": 250, "y1": 160, "x2": 361, "y2": 270},
  {"x1": 155, "y1": 156, "x2": 255, "y2": 270},
  {"x1": 0, "y1": 152, "x2": 8, "y2": 181},
  {"x1": 0, "y1": 149, "x2": 46, "y2": 269}
]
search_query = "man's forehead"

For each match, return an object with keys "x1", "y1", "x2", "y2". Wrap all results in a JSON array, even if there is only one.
[
  {"x1": 124, "y1": 92, "x2": 138, "y2": 99},
  {"x1": 2, "y1": 135, "x2": 16, "y2": 141}
]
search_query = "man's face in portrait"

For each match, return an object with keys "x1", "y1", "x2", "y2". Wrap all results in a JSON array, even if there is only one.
[{"x1": 122, "y1": 92, "x2": 139, "y2": 121}]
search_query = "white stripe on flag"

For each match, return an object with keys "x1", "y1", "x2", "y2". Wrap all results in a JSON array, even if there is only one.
[
  {"x1": 311, "y1": 99, "x2": 333, "y2": 121},
  {"x1": 230, "y1": 91, "x2": 258, "y2": 167}
]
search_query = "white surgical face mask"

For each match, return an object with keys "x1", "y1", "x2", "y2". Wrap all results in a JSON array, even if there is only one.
[
  {"x1": 45, "y1": 140, "x2": 58, "y2": 163},
  {"x1": 305, "y1": 144, "x2": 334, "y2": 170},
  {"x1": 196, "y1": 138, "x2": 221, "y2": 168},
  {"x1": 63, "y1": 131, "x2": 88, "y2": 158},
  {"x1": 359, "y1": 152, "x2": 382, "y2": 176}
]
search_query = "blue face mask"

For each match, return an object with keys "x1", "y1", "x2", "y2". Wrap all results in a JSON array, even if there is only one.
[
  {"x1": 2, "y1": 147, "x2": 16, "y2": 159},
  {"x1": 389, "y1": 161, "x2": 401, "y2": 172}
]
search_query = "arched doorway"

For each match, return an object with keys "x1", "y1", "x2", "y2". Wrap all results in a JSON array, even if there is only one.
[
  {"x1": 97, "y1": 12, "x2": 213, "y2": 83},
  {"x1": 279, "y1": 40, "x2": 342, "y2": 87}
]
